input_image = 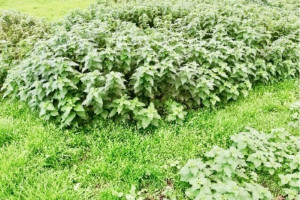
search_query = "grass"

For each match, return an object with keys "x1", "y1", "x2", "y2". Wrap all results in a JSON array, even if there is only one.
[
  {"x1": 0, "y1": 0, "x2": 95, "y2": 20},
  {"x1": 0, "y1": 79, "x2": 298, "y2": 199}
]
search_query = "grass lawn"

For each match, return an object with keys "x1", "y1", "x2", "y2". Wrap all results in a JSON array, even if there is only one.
[
  {"x1": 0, "y1": 79, "x2": 298, "y2": 199},
  {"x1": 0, "y1": 0, "x2": 95, "y2": 20},
  {"x1": 0, "y1": 0, "x2": 299, "y2": 199}
]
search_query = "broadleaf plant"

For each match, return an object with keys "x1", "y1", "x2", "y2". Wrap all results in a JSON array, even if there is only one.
[
  {"x1": 2, "y1": 0, "x2": 299, "y2": 128},
  {"x1": 180, "y1": 126, "x2": 299, "y2": 200}
]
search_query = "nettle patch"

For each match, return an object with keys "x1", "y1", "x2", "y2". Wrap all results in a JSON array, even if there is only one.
[
  {"x1": 2, "y1": 0, "x2": 299, "y2": 128},
  {"x1": 0, "y1": 11, "x2": 48, "y2": 85},
  {"x1": 180, "y1": 127, "x2": 300, "y2": 200}
]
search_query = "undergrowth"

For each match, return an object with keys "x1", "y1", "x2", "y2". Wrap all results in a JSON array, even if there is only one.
[{"x1": 2, "y1": 0, "x2": 299, "y2": 128}]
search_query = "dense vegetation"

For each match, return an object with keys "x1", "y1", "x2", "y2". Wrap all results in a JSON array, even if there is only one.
[
  {"x1": 0, "y1": 0, "x2": 299, "y2": 199},
  {"x1": 2, "y1": 0, "x2": 299, "y2": 128},
  {"x1": 179, "y1": 101, "x2": 300, "y2": 200},
  {"x1": 0, "y1": 11, "x2": 48, "y2": 84},
  {"x1": 180, "y1": 127, "x2": 299, "y2": 200}
]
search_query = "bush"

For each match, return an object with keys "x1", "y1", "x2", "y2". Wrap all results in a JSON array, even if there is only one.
[
  {"x1": 0, "y1": 10, "x2": 48, "y2": 85},
  {"x1": 3, "y1": 0, "x2": 299, "y2": 128}
]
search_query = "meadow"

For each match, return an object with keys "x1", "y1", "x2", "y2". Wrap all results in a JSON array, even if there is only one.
[
  {"x1": 0, "y1": 0, "x2": 94, "y2": 20},
  {"x1": 0, "y1": 0, "x2": 299, "y2": 199}
]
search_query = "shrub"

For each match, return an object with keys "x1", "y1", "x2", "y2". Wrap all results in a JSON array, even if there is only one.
[
  {"x1": 3, "y1": 0, "x2": 299, "y2": 128},
  {"x1": 0, "y1": 10, "x2": 48, "y2": 85}
]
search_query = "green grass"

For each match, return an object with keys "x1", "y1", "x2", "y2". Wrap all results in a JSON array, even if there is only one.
[
  {"x1": 0, "y1": 0, "x2": 95, "y2": 20},
  {"x1": 0, "y1": 79, "x2": 298, "y2": 199}
]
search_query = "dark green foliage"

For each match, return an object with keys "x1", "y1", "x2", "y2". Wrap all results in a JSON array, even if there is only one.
[
  {"x1": 0, "y1": 10, "x2": 48, "y2": 85},
  {"x1": 3, "y1": 0, "x2": 299, "y2": 128}
]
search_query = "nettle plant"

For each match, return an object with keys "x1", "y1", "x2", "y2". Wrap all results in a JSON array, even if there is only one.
[
  {"x1": 289, "y1": 101, "x2": 300, "y2": 129},
  {"x1": 180, "y1": 127, "x2": 300, "y2": 200},
  {"x1": 0, "y1": 11, "x2": 48, "y2": 85},
  {"x1": 2, "y1": 0, "x2": 299, "y2": 128}
]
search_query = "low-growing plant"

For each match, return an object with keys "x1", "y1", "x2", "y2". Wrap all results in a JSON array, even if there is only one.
[
  {"x1": 2, "y1": 0, "x2": 299, "y2": 128},
  {"x1": 289, "y1": 101, "x2": 300, "y2": 129},
  {"x1": 179, "y1": 148, "x2": 273, "y2": 199},
  {"x1": 165, "y1": 100, "x2": 187, "y2": 124},
  {"x1": 180, "y1": 127, "x2": 299, "y2": 200},
  {"x1": 135, "y1": 103, "x2": 161, "y2": 129}
]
